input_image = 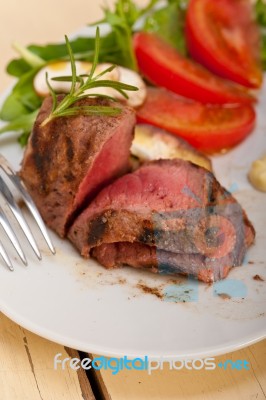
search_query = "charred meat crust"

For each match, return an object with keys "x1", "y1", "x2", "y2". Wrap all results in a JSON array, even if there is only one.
[{"x1": 20, "y1": 96, "x2": 136, "y2": 237}]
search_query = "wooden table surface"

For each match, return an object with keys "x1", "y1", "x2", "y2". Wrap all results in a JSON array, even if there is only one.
[{"x1": 0, "y1": 1, "x2": 265, "y2": 399}]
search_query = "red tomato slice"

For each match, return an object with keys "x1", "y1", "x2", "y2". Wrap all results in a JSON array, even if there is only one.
[
  {"x1": 133, "y1": 32, "x2": 254, "y2": 105},
  {"x1": 136, "y1": 87, "x2": 256, "y2": 153},
  {"x1": 186, "y1": 0, "x2": 263, "y2": 89}
]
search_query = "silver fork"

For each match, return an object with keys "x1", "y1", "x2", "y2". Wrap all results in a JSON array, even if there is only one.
[{"x1": 0, "y1": 154, "x2": 55, "y2": 270}]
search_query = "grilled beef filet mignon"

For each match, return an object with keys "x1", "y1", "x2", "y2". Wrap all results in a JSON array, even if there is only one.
[
  {"x1": 68, "y1": 159, "x2": 255, "y2": 283},
  {"x1": 92, "y1": 242, "x2": 232, "y2": 283},
  {"x1": 20, "y1": 96, "x2": 136, "y2": 237}
]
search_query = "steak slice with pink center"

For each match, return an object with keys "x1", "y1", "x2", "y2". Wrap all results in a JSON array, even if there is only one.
[
  {"x1": 20, "y1": 96, "x2": 136, "y2": 237},
  {"x1": 92, "y1": 242, "x2": 235, "y2": 283},
  {"x1": 68, "y1": 159, "x2": 255, "y2": 282}
]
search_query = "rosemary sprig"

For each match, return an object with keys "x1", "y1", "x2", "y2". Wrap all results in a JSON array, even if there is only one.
[{"x1": 41, "y1": 27, "x2": 138, "y2": 127}]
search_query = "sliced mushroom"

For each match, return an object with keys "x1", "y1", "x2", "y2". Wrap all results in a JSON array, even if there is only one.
[{"x1": 131, "y1": 124, "x2": 212, "y2": 171}]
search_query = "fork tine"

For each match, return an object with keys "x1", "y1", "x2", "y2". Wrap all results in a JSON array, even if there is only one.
[
  {"x1": 0, "y1": 240, "x2": 14, "y2": 271},
  {"x1": 10, "y1": 176, "x2": 55, "y2": 255},
  {"x1": 0, "y1": 175, "x2": 42, "y2": 260},
  {"x1": 0, "y1": 205, "x2": 27, "y2": 265},
  {"x1": 0, "y1": 154, "x2": 55, "y2": 255}
]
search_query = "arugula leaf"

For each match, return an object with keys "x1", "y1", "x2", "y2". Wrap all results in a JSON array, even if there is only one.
[
  {"x1": 255, "y1": 0, "x2": 266, "y2": 26},
  {"x1": 93, "y1": 0, "x2": 166, "y2": 70},
  {"x1": 143, "y1": 0, "x2": 188, "y2": 54},
  {"x1": 0, "y1": 95, "x2": 30, "y2": 121},
  {"x1": 98, "y1": 2, "x2": 139, "y2": 70},
  {"x1": 7, "y1": 59, "x2": 32, "y2": 77},
  {"x1": 0, "y1": 68, "x2": 42, "y2": 122},
  {"x1": 0, "y1": 67, "x2": 42, "y2": 146},
  {"x1": 94, "y1": 0, "x2": 188, "y2": 69},
  {"x1": 18, "y1": 131, "x2": 31, "y2": 147},
  {"x1": 255, "y1": 0, "x2": 266, "y2": 70},
  {"x1": 0, "y1": 110, "x2": 39, "y2": 138}
]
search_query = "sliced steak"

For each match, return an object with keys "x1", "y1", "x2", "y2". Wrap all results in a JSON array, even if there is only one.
[
  {"x1": 93, "y1": 242, "x2": 233, "y2": 283},
  {"x1": 20, "y1": 96, "x2": 136, "y2": 237},
  {"x1": 69, "y1": 159, "x2": 255, "y2": 282}
]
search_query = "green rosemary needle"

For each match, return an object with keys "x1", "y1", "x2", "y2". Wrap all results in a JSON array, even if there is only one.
[{"x1": 41, "y1": 27, "x2": 138, "y2": 127}]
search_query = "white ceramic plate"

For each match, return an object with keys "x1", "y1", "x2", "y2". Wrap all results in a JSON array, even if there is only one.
[{"x1": 0, "y1": 45, "x2": 265, "y2": 360}]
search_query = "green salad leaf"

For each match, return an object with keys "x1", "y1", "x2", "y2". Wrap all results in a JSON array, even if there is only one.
[
  {"x1": 95, "y1": 0, "x2": 188, "y2": 69},
  {"x1": 143, "y1": 0, "x2": 188, "y2": 54},
  {"x1": 0, "y1": 110, "x2": 39, "y2": 138},
  {"x1": 92, "y1": 0, "x2": 144, "y2": 71},
  {"x1": 0, "y1": 68, "x2": 42, "y2": 122},
  {"x1": 255, "y1": 0, "x2": 266, "y2": 26},
  {"x1": 255, "y1": 0, "x2": 266, "y2": 70},
  {"x1": 7, "y1": 59, "x2": 36, "y2": 78}
]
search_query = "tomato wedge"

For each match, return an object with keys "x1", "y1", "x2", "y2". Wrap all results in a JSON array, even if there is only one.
[
  {"x1": 136, "y1": 87, "x2": 256, "y2": 153},
  {"x1": 133, "y1": 32, "x2": 254, "y2": 105},
  {"x1": 186, "y1": 0, "x2": 263, "y2": 89}
]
